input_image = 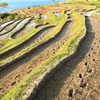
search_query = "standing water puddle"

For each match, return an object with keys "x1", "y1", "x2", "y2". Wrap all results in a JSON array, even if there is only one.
[
  {"x1": 53, "y1": 12, "x2": 60, "y2": 17},
  {"x1": 0, "y1": 18, "x2": 30, "y2": 40},
  {"x1": 83, "y1": 10, "x2": 96, "y2": 16},
  {"x1": 0, "y1": 20, "x2": 14, "y2": 28},
  {"x1": 25, "y1": 21, "x2": 37, "y2": 27},
  {"x1": 41, "y1": 14, "x2": 47, "y2": 20}
]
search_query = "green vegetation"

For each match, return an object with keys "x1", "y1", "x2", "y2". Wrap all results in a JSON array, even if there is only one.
[
  {"x1": 67, "y1": 0, "x2": 100, "y2": 5},
  {"x1": 0, "y1": 3, "x2": 8, "y2": 22},
  {"x1": 0, "y1": 13, "x2": 31, "y2": 23},
  {"x1": 1, "y1": 18, "x2": 31, "y2": 43},
  {"x1": 0, "y1": 20, "x2": 21, "y2": 36},
  {"x1": 0, "y1": 11, "x2": 66, "y2": 51},
  {"x1": 0, "y1": 3, "x2": 8, "y2": 7},
  {"x1": 0, "y1": 11, "x2": 67, "y2": 65},
  {"x1": 34, "y1": 14, "x2": 44, "y2": 24},
  {"x1": 0, "y1": 17, "x2": 32, "y2": 37},
  {"x1": 0, "y1": 0, "x2": 100, "y2": 99},
  {"x1": 0, "y1": 3, "x2": 8, "y2": 12},
  {"x1": 1, "y1": 11, "x2": 86, "y2": 100},
  {"x1": 91, "y1": 12, "x2": 100, "y2": 18}
]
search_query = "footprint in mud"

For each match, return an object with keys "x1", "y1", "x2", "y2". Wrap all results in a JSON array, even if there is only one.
[
  {"x1": 41, "y1": 35, "x2": 44, "y2": 38},
  {"x1": 60, "y1": 41, "x2": 63, "y2": 43},
  {"x1": 11, "y1": 81, "x2": 16, "y2": 86},
  {"x1": 52, "y1": 51, "x2": 55, "y2": 54},
  {"x1": 84, "y1": 62, "x2": 89, "y2": 66},
  {"x1": 68, "y1": 89, "x2": 76, "y2": 97},
  {"x1": 79, "y1": 74, "x2": 82, "y2": 78},
  {"x1": 92, "y1": 59, "x2": 96, "y2": 61},
  {"x1": 28, "y1": 66, "x2": 33, "y2": 69},
  {"x1": 57, "y1": 46, "x2": 60, "y2": 49},
  {"x1": 80, "y1": 82, "x2": 87, "y2": 88},
  {"x1": 91, "y1": 47, "x2": 93, "y2": 50},
  {"x1": 62, "y1": 42, "x2": 64, "y2": 44},
  {"x1": 46, "y1": 53, "x2": 49, "y2": 56},
  {"x1": 69, "y1": 89, "x2": 73, "y2": 97},
  {"x1": 15, "y1": 75, "x2": 20, "y2": 79},
  {"x1": 40, "y1": 59, "x2": 43, "y2": 62},
  {"x1": 88, "y1": 54, "x2": 91, "y2": 57},
  {"x1": 88, "y1": 69, "x2": 92, "y2": 73},
  {"x1": 86, "y1": 67, "x2": 95, "y2": 77},
  {"x1": 52, "y1": 48, "x2": 55, "y2": 51},
  {"x1": 0, "y1": 88, "x2": 3, "y2": 90},
  {"x1": 93, "y1": 52, "x2": 97, "y2": 54},
  {"x1": 27, "y1": 70, "x2": 32, "y2": 74}
]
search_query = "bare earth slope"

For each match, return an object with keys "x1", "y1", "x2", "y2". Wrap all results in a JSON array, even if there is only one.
[
  {"x1": 0, "y1": 20, "x2": 73, "y2": 97},
  {"x1": 33, "y1": 17, "x2": 100, "y2": 100}
]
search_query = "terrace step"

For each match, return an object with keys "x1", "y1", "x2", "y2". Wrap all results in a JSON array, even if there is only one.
[
  {"x1": 28, "y1": 17, "x2": 100, "y2": 100},
  {"x1": 0, "y1": 19, "x2": 73, "y2": 98}
]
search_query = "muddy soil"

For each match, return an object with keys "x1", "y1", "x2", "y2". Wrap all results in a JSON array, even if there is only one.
[
  {"x1": 0, "y1": 20, "x2": 19, "y2": 35},
  {"x1": 11, "y1": 18, "x2": 37, "y2": 39},
  {"x1": 0, "y1": 20, "x2": 73, "y2": 97},
  {"x1": 0, "y1": 26, "x2": 54, "y2": 61},
  {"x1": 30, "y1": 17, "x2": 100, "y2": 100}
]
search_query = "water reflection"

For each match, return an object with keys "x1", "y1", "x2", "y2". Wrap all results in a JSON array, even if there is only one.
[{"x1": 0, "y1": 18, "x2": 30, "y2": 40}]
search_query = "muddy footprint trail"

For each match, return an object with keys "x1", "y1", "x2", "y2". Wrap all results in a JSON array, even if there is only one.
[
  {"x1": 0, "y1": 19, "x2": 73, "y2": 97},
  {"x1": 0, "y1": 25, "x2": 54, "y2": 61},
  {"x1": 30, "y1": 17, "x2": 100, "y2": 100}
]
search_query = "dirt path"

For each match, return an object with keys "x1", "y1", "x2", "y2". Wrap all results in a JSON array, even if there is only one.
[
  {"x1": 0, "y1": 20, "x2": 73, "y2": 98},
  {"x1": 31, "y1": 17, "x2": 100, "y2": 100},
  {"x1": 0, "y1": 25, "x2": 54, "y2": 61}
]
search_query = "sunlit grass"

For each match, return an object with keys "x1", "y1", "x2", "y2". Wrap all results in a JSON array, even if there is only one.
[
  {"x1": 1, "y1": 11, "x2": 86, "y2": 100},
  {"x1": 0, "y1": 11, "x2": 67, "y2": 65}
]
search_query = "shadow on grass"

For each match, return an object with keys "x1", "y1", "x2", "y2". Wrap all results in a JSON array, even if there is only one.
[{"x1": 27, "y1": 17, "x2": 95, "y2": 100}]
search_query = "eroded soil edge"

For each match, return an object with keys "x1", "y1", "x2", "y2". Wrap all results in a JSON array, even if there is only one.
[{"x1": 27, "y1": 17, "x2": 100, "y2": 100}]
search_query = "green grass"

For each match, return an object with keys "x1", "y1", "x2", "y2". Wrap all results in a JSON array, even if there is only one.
[
  {"x1": 91, "y1": 12, "x2": 100, "y2": 18},
  {"x1": 0, "y1": 11, "x2": 67, "y2": 65},
  {"x1": 0, "y1": 13, "x2": 31, "y2": 24},
  {"x1": 1, "y1": 11, "x2": 86, "y2": 100},
  {"x1": 0, "y1": 20, "x2": 21, "y2": 36},
  {"x1": 0, "y1": 11, "x2": 66, "y2": 53},
  {"x1": 67, "y1": 0, "x2": 100, "y2": 6},
  {"x1": 1, "y1": 17, "x2": 32, "y2": 44}
]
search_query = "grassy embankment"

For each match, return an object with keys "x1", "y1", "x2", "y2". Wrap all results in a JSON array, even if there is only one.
[
  {"x1": 0, "y1": 11, "x2": 67, "y2": 65},
  {"x1": 0, "y1": 17, "x2": 32, "y2": 43},
  {"x1": 0, "y1": 20, "x2": 22, "y2": 36},
  {"x1": 64, "y1": 0, "x2": 100, "y2": 11},
  {"x1": 0, "y1": 13, "x2": 31, "y2": 23},
  {"x1": 68, "y1": 0, "x2": 100, "y2": 4},
  {"x1": 1, "y1": 11, "x2": 86, "y2": 100},
  {"x1": 91, "y1": 11, "x2": 100, "y2": 18}
]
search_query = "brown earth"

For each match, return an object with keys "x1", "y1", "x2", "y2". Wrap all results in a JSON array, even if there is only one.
[
  {"x1": 0, "y1": 16, "x2": 73, "y2": 98},
  {"x1": 11, "y1": 18, "x2": 36, "y2": 39},
  {"x1": 30, "y1": 17, "x2": 100, "y2": 100},
  {"x1": 0, "y1": 3, "x2": 99, "y2": 99}
]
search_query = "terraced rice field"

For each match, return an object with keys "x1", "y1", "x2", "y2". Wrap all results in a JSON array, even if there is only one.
[
  {"x1": 0, "y1": 9, "x2": 100, "y2": 100},
  {"x1": 0, "y1": 10, "x2": 72, "y2": 99},
  {"x1": 32, "y1": 16, "x2": 100, "y2": 100}
]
